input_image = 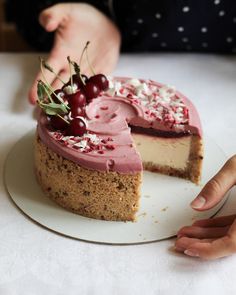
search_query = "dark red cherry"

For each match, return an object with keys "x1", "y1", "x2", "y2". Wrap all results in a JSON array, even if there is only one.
[
  {"x1": 72, "y1": 74, "x2": 88, "y2": 87},
  {"x1": 52, "y1": 89, "x2": 66, "y2": 103},
  {"x1": 71, "y1": 106, "x2": 86, "y2": 118},
  {"x1": 89, "y1": 74, "x2": 109, "y2": 91},
  {"x1": 66, "y1": 118, "x2": 87, "y2": 136},
  {"x1": 62, "y1": 75, "x2": 88, "y2": 93},
  {"x1": 50, "y1": 115, "x2": 68, "y2": 130},
  {"x1": 84, "y1": 81, "x2": 100, "y2": 101},
  {"x1": 68, "y1": 90, "x2": 86, "y2": 108},
  {"x1": 68, "y1": 90, "x2": 86, "y2": 118}
]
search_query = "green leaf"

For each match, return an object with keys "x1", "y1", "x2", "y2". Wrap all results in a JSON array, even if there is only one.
[
  {"x1": 41, "y1": 102, "x2": 68, "y2": 116},
  {"x1": 37, "y1": 82, "x2": 47, "y2": 101}
]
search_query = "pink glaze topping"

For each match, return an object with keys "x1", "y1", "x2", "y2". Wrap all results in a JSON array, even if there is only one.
[{"x1": 37, "y1": 77, "x2": 202, "y2": 174}]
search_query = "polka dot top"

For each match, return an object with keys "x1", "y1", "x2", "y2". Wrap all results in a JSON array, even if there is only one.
[{"x1": 6, "y1": 0, "x2": 236, "y2": 53}]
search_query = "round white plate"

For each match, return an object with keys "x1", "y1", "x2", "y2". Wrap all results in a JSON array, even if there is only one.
[{"x1": 4, "y1": 130, "x2": 229, "y2": 244}]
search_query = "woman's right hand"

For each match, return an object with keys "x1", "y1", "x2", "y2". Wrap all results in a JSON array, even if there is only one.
[
  {"x1": 29, "y1": 3, "x2": 121, "y2": 104},
  {"x1": 175, "y1": 155, "x2": 236, "y2": 260}
]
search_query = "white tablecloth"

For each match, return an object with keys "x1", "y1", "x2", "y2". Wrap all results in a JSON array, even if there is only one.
[{"x1": 0, "y1": 53, "x2": 236, "y2": 295}]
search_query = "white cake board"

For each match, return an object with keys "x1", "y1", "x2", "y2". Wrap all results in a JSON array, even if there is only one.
[{"x1": 4, "y1": 130, "x2": 229, "y2": 245}]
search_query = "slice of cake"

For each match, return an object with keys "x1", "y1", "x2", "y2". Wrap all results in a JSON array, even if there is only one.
[{"x1": 34, "y1": 53, "x2": 203, "y2": 221}]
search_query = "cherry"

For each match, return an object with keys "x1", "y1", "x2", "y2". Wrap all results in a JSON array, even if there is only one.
[
  {"x1": 52, "y1": 89, "x2": 66, "y2": 103},
  {"x1": 89, "y1": 74, "x2": 109, "y2": 91},
  {"x1": 67, "y1": 89, "x2": 86, "y2": 118},
  {"x1": 84, "y1": 81, "x2": 100, "y2": 101},
  {"x1": 71, "y1": 106, "x2": 86, "y2": 118},
  {"x1": 72, "y1": 74, "x2": 88, "y2": 88},
  {"x1": 50, "y1": 115, "x2": 69, "y2": 130},
  {"x1": 68, "y1": 89, "x2": 86, "y2": 108},
  {"x1": 66, "y1": 118, "x2": 87, "y2": 136},
  {"x1": 62, "y1": 74, "x2": 88, "y2": 91}
]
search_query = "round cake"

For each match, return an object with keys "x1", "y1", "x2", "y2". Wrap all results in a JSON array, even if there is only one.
[{"x1": 35, "y1": 73, "x2": 203, "y2": 221}]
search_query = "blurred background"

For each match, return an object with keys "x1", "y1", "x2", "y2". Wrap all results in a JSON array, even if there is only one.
[{"x1": 0, "y1": 0, "x2": 31, "y2": 51}]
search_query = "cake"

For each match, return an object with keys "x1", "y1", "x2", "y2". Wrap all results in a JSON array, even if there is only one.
[{"x1": 34, "y1": 52, "x2": 203, "y2": 221}]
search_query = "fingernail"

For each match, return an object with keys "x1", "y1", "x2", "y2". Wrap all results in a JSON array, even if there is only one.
[
  {"x1": 184, "y1": 249, "x2": 199, "y2": 257},
  {"x1": 191, "y1": 195, "x2": 206, "y2": 209}
]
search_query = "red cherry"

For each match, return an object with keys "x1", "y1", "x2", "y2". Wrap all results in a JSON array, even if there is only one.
[
  {"x1": 89, "y1": 74, "x2": 109, "y2": 91},
  {"x1": 68, "y1": 90, "x2": 86, "y2": 118},
  {"x1": 52, "y1": 89, "x2": 66, "y2": 103},
  {"x1": 68, "y1": 90, "x2": 86, "y2": 108},
  {"x1": 62, "y1": 75, "x2": 88, "y2": 92},
  {"x1": 66, "y1": 118, "x2": 87, "y2": 136},
  {"x1": 84, "y1": 81, "x2": 100, "y2": 101},
  {"x1": 72, "y1": 74, "x2": 88, "y2": 88},
  {"x1": 71, "y1": 106, "x2": 86, "y2": 118},
  {"x1": 50, "y1": 115, "x2": 69, "y2": 130}
]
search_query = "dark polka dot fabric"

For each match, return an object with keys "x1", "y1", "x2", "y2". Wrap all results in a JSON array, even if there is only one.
[{"x1": 5, "y1": 0, "x2": 236, "y2": 53}]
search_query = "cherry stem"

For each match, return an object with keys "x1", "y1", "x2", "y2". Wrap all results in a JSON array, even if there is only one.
[
  {"x1": 72, "y1": 60, "x2": 86, "y2": 86},
  {"x1": 41, "y1": 58, "x2": 66, "y2": 85},
  {"x1": 79, "y1": 41, "x2": 96, "y2": 75},
  {"x1": 57, "y1": 114, "x2": 70, "y2": 124},
  {"x1": 38, "y1": 80, "x2": 53, "y2": 103},
  {"x1": 38, "y1": 80, "x2": 70, "y2": 111},
  {"x1": 85, "y1": 41, "x2": 96, "y2": 76},
  {"x1": 79, "y1": 42, "x2": 87, "y2": 68},
  {"x1": 67, "y1": 56, "x2": 74, "y2": 93},
  {"x1": 39, "y1": 58, "x2": 69, "y2": 109}
]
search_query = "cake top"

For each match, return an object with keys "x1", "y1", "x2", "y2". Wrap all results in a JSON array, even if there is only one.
[
  {"x1": 37, "y1": 76, "x2": 202, "y2": 173},
  {"x1": 107, "y1": 78, "x2": 189, "y2": 127},
  {"x1": 36, "y1": 43, "x2": 202, "y2": 173}
]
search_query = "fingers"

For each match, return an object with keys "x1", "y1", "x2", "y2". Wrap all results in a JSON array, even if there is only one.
[
  {"x1": 182, "y1": 236, "x2": 236, "y2": 260},
  {"x1": 39, "y1": 4, "x2": 70, "y2": 32},
  {"x1": 175, "y1": 237, "x2": 213, "y2": 252},
  {"x1": 193, "y1": 215, "x2": 236, "y2": 228},
  {"x1": 175, "y1": 236, "x2": 233, "y2": 259},
  {"x1": 175, "y1": 218, "x2": 236, "y2": 259},
  {"x1": 177, "y1": 225, "x2": 229, "y2": 239},
  {"x1": 191, "y1": 155, "x2": 236, "y2": 211}
]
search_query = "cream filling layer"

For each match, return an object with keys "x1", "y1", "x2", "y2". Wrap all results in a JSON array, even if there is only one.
[{"x1": 132, "y1": 134, "x2": 192, "y2": 170}]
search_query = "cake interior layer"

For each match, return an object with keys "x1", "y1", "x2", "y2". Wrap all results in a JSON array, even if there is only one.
[
  {"x1": 132, "y1": 133, "x2": 192, "y2": 170},
  {"x1": 35, "y1": 135, "x2": 142, "y2": 221}
]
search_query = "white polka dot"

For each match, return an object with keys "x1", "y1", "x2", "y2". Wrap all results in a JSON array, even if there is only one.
[
  {"x1": 152, "y1": 32, "x2": 159, "y2": 38},
  {"x1": 155, "y1": 13, "x2": 162, "y2": 19},
  {"x1": 233, "y1": 17, "x2": 236, "y2": 23},
  {"x1": 219, "y1": 10, "x2": 225, "y2": 17},
  {"x1": 226, "y1": 37, "x2": 233, "y2": 43},
  {"x1": 182, "y1": 37, "x2": 189, "y2": 43},
  {"x1": 182, "y1": 6, "x2": 190, "y2": 13},
  {"x1": 178, "y1": 26, "x2": 184, "y2": 32},
  {"x1": 214, "y1": 0, "x2": 220, "y2": 5},
  {"x1": 202, "y1": 42, "x2": 208, "y2": 48},
  {"x1": 201, "y1": 27, "x2": 208, "y2": 33},
  {"x1": 132, "y1": 30, "x2": 138, "y2": 36},
  {"x1": 160, "y1": 42, "x2": 167, "y2": 47},
  {"x1": 137, "y1": 18, "x2": 143, "y2": 24}
]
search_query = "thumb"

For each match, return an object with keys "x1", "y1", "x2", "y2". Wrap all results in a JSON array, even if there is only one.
[
  {"x1": 39, "y1": 4, "x2": 69, "y2": 32},
  {"x1": 191, "y1": 155, "x2": 236, "y2": 211}
]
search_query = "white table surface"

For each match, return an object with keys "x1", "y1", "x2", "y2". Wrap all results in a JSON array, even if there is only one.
[{"x1": 0, "y1": 53, "x2": 236, "y2": 295}]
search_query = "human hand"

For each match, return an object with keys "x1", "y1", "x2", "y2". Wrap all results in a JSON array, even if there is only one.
[
  {"x1": 29, "y1": 3, "x2": 121, "y2": 104},
  {"x1": 175, "y1": 155, "x2": 236, "y2": 259}
]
